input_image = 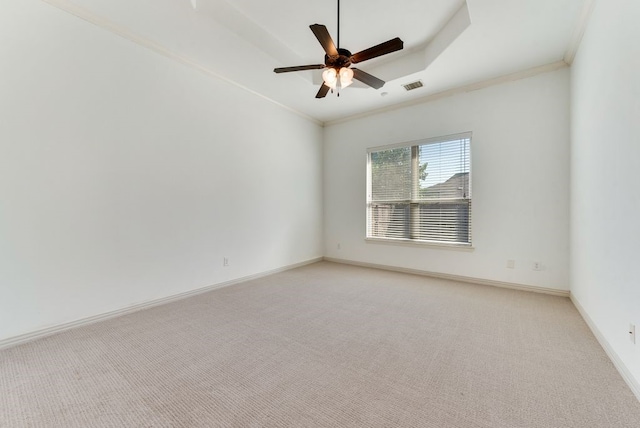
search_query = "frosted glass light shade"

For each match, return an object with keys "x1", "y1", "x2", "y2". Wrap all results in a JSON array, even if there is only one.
[
  {"x1": 322, "y1": 68, "x2": 338, "y2": 90},
  {"x1": 339, "y1": 67, "x2": 354, "y2": 88}
]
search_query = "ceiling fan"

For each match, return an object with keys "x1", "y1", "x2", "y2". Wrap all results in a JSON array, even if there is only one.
[{"x1": 273, "y1": 0, "x2": 404, "y2": 98}]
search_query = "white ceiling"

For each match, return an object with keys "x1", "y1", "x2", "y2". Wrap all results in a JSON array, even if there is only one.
[{"x1": 52, "y1": 0, "x2": 586, "y2": 123}]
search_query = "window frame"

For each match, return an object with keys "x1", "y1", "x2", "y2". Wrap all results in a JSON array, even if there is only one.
[{"x1": 365, "y1": 132, "x2": 473, "y2": 248}]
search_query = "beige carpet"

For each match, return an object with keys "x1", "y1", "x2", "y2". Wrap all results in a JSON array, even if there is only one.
[{"x1": 1, "y1": 261, "x2": 639, "y2": 427}]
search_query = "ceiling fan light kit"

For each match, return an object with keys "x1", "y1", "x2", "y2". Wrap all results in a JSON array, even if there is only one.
[
  {"x1": 273, "y1": 0, "x2": 404, "y2": 98},
  {"x1": 321, "y1": 66, "x2": 353, "y2": 91}
]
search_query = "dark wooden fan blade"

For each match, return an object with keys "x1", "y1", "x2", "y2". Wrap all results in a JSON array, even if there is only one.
[
  {"x1": 350, "y1": 37, "x2": 404, "y2": 64},
  {"x1": 310, "y1": 24, "x2": 338, "y2": 57},
  {"x1": 274, "y1": 64, "x2": 326, "y2": 73},
  {"x1": 352, "y1": 68, "x2": 385, "y2": 89},
  {"x1": 315, "y1": 83, "x2": 331, "y2": 98}
]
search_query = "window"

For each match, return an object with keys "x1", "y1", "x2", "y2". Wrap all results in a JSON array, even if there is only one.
[{"x1": 366, "y1": 133, "x2": 471, "y2": 246}]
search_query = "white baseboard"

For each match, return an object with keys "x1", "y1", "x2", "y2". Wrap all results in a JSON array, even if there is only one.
[
  {"x1": 323, "y1": 257, "x2": 570, "y2": 297},
  {"x1": 0, "y1": 257, "x2": 322, "y2": 351},
  {"x1": 570, "y1": 294, "x2": 640, "y2": 402}
]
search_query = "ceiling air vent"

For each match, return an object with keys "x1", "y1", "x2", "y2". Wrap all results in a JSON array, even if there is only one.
[{"x1": 402, "y1": 80, "x2": 424, "y2": 91}]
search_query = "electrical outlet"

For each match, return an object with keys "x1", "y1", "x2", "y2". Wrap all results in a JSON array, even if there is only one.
[
  {"x1": 533, "y1": 261, "x2": 542, "y2": 271},
  {"x1": 507, "y1": 260, "x2": 515, "y2": 269},
  {"x1": 630, "y1": 324, "x2": 636, "y2": 344},
  {"x1": 223, "y1": 257, "x2": 229, "y2": 267}
]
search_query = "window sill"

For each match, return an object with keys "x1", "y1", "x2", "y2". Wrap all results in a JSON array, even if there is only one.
[{"x1": 365, "y1": 237, "x2": 475, "y2": 251}]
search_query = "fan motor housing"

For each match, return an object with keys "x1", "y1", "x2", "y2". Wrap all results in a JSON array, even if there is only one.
[{"x1": 325, "y1": 48, "x2": 352, "y2": 69}]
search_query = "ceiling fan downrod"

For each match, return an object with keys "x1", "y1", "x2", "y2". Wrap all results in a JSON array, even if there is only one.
[{"x1": 337, "y1": 0, "x2": 340, "y2": 49}]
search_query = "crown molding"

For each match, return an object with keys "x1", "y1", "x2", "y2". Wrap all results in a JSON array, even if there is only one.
[
  {"x1": 324, "y1": 61, "x2": 568, "y2": 127},
  {"x1": 40, "y1": 0, "x2": 323, "y2": 126},
  {"x1": 564, "y1": 0, "x2": 596, "y2": 65},
  {"x1": 39, "y1": 0, "x2": 578, "y2": 129}
]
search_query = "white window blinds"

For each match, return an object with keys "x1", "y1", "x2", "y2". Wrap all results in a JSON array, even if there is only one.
[{"x1": 367, "y1": 134, "x2": 471, "y2": 245}]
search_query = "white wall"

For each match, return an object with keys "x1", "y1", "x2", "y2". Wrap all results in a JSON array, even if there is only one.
[
  {"x1": 0, "y1": 0, "x2": 323, "y2": 342},
  {"x1": 570, "y1": 0, "x2": 640, "y2": 389},
  {"x1": 324, "y1": 69, "x2": 570, "y2": 291}
]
